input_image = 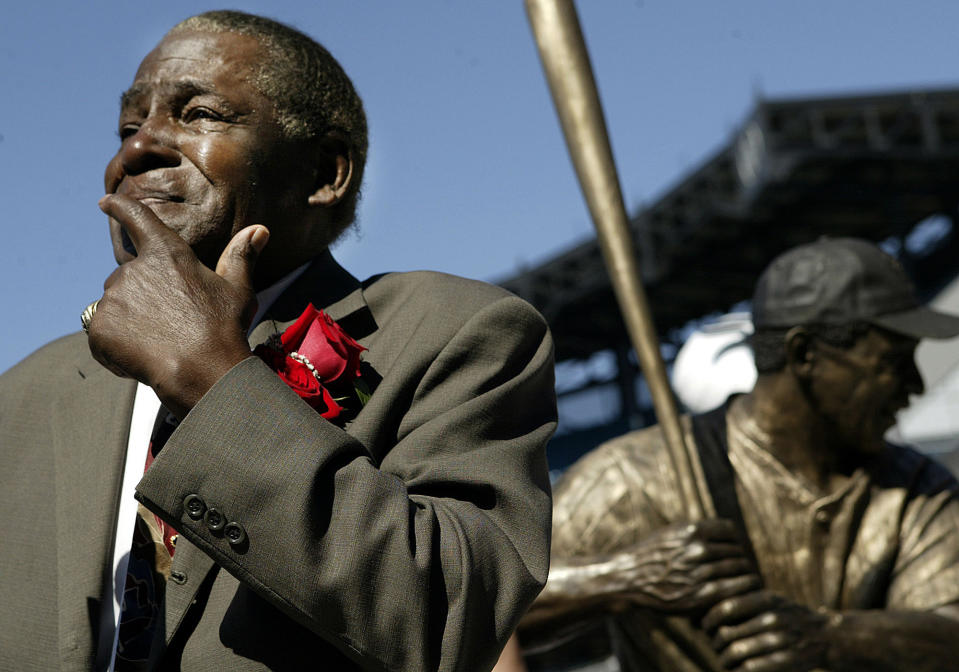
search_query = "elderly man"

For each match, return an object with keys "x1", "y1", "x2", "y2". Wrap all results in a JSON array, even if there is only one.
[
  {"x1": 0, "y1": 11, "x2": 555, "y2": 671},
  {"x1": 522, "y1": 238, "x2": 959, "y2": 671}
]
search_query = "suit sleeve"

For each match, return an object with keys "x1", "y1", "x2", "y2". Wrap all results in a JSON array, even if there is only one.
[{"x1": 134, "y1": 294, "x2": 556, "y2": 671}]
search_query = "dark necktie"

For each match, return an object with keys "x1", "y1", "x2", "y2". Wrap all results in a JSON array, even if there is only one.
[{"x1": 114, "y1": 408, "x2": 179, "y2": 670}]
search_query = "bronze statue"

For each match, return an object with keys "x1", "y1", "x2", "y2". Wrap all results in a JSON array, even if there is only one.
[{"x1": 523, "y1": 238, "x2": 959, "y2": 671}]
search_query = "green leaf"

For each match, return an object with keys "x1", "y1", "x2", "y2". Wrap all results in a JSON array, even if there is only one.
[{"x1": 354, "y1": 378, "x2": 372, "y2": 405}]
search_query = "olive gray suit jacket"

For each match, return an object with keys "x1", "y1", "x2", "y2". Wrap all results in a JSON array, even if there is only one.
[{"x1": 0, "y1": 252, "x2": 556, "y2": 671}]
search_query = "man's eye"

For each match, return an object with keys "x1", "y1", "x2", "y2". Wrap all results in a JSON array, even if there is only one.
[{"x1": 184, "y1": 107, "x2": 223, "y2": 123}]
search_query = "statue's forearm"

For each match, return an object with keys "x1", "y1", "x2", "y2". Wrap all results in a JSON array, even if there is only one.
[
  {"x1": 824, "y1": 608, "x2": 959, "y2": 672},
  {"x1": 520, "y1": 555, "x2": 629, "y2": 635},
  {"x1": 522, "y1": 527, "x2": 761, "y2": 638}
]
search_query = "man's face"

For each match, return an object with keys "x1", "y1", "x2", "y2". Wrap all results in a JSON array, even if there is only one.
[
  {"x1": 810, "y1": 326, "x2": 923, "y2": 454},
  {"x1": 105, "y1": 30, "x2": 313, "y2": 270}
]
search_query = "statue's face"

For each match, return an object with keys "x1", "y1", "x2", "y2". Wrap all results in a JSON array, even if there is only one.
[
  {"x1": 104, "y1": 30, "x2": 312, "y2": 271},
  {"x1": 808, "y1": 326, "x2": 922, "y2": 454}
]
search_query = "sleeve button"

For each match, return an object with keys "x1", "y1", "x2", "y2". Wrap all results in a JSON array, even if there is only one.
[
  {"x1": 224, "y1": 522, "x2": 247, "y2": 547},
  {"x1": 203, "y1": 507, "x2": 226, "y2": 532},
  {"x1": 184, "y1": 494, "x2": 206, "y2": 520}
]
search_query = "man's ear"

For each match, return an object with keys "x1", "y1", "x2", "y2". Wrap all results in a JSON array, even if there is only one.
[
  {"x1": 308, "y1": 136, "x2": 353, "y2": 207},
  {"x1": 785, "y1": 326, "x2": 815, "y2": 378}
]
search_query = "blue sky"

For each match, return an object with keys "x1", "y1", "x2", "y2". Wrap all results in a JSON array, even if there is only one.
[{"x1": 4, "y1": 1, "x2": 959, "y2": 373}]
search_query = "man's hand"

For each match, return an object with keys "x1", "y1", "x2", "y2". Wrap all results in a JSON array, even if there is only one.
[
  {"x1": 87, "y1": 194, "x2": 269, "y2": 417},
  {"x1": 703, "y1": 590, "x2": 828, "y2": 672}
]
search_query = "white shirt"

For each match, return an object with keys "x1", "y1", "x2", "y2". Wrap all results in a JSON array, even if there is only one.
[{"x1": 97, "y1": 262, "x2": 309, "y2": 670}]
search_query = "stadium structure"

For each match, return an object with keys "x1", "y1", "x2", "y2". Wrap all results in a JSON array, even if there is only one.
[{"x1": 498, "y1": 86, "x2": 959, "y2": 475}]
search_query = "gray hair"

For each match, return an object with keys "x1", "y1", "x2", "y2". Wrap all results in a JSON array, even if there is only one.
[{"x1": 170, "y1": 10, "x2": 368, "y2": 232}]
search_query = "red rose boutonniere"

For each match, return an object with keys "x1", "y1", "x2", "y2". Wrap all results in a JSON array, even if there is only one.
[{"x1": 254, "y1": 304, "x2": 370, "y2": 422}]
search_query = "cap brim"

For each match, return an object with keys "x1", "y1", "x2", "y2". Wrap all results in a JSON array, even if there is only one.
[{"x1": 871, "y1": 306, "x2": 959, "y2": 340}]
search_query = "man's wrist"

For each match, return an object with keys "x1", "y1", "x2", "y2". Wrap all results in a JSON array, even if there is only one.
[{"x1": 153, "y1": 345, "x2": 253, "y2": 418}]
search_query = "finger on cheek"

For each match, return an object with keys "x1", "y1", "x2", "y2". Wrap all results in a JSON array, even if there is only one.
[
  {"x1": 98, "y1": 193, "x2": 174, "y2": 256},
  {"x1": 250, "y1": 225, "x2": 269, "y2": 252},
  {"x1": 98, "y1": 193, "x2": 122, "y2": 218}
]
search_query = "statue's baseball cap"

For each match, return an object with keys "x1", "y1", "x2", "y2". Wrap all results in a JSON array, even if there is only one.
[{"x1": 752, "y1": 237, "x2": 959, "y2": 339}]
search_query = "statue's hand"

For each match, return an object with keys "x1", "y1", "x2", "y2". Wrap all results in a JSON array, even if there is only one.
[
  {"x1": 609, "y1": 518, "x2": 761, "y2": 614},
  {"x1": 522, "y1": 519, "x2": 759, "y2": 641},
  {"x1": 703, "y1": 590, "x2": 829, "y2": 672}
]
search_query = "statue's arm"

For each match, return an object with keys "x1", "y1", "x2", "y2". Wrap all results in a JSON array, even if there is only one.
[
  {"x1": 819, "y1": 605, "x2": 959, "y2": 672},
  {"x1": 520, "y1": 519, "x2": 761, "y2": 643},
  {"x1": 705, "y1": 593, "x2": 959, "y2": 672},
  {"x1": 520, "y1": 549, "x2": 645, "y2": 637}
]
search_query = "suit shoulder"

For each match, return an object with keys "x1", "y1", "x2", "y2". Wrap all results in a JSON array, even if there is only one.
[
  {"x1": 364, "y1": 270, "x2": 546, "y2": 328},
  {"x1": 0, "y1": 333, "x2": 97, "y2": 417},
  {"x1": 2, "y1": 332, "x2": 89, "y2": 382},
  {"x1": 369, "y1": 270, "x2": 512, "y2": 304}
]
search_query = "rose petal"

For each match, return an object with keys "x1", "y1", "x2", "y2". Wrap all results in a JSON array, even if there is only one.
[
  {"x1": 293, "y1": 310, "x2": 366, "y2": 383},
  {"x1": 299, "y1": 317, "x2": 349, "y2": 382},
  {"x1": 318, "y1": 386, "x2": 343, "y2": 420},
  {"x1": 277, "y1": 358, "x2": 323, "y2": 399},
  {"x1": 260, "y1": 306, "x2": 367, "y2": 422},
  {"x1": 280, "y1": 303, "x2": 322, "y2": 351},
  {"x1": 319, "y1": 311, "x2": 365, "y2": 378},
  {"x1": 253, "y1": 343, "x2": 286, "y2": 370}
]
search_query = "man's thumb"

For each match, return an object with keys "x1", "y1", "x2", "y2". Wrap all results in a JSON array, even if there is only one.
[{"x1": 216, "y1": 225, "x2": 269, "y2": 290}]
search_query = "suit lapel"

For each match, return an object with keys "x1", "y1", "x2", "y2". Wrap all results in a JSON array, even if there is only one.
[
  {"x1": 54, "y1": 340, "x2": 137, "y2": 669},
  {"x1": 248, "y1": 250, "x2": 372, "y2": 349},
  {"x1": 163, "y1": 252, "x2": 374, "y2": 650},
  {"x1": 163, "y1": 538, "x2": 216, "y2": 645}
]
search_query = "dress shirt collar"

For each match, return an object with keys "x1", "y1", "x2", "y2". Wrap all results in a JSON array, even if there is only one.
[{"x1": 249, "y1": 261, "x2": 311, "y2": 333}]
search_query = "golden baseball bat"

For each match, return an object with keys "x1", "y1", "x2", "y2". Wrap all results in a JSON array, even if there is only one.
[{"x1": 525, "y1": 0, "x2": 708, "y2": 520}]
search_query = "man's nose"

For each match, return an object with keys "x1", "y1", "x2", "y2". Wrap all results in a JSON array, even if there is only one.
[{"x1": 118, "y1": 118, "x2": 181, "y2": 175}]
